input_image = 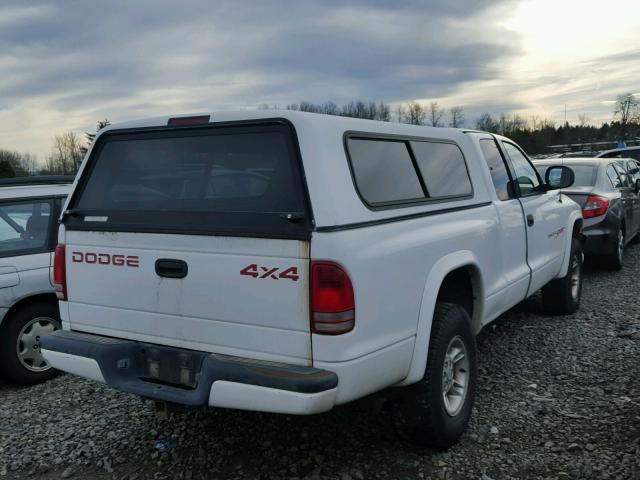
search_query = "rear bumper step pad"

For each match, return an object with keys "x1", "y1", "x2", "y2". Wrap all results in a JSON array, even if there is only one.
[{"x1": 40, "y1": 330, "x2": 338, "y2": 408}]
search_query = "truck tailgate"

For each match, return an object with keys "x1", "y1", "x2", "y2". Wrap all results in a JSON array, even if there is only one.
[{"x1": 65, "y1": 231, "x2": 311, "y2": 364}]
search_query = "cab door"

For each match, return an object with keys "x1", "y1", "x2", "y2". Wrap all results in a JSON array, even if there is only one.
[
  {"x1": 477, "y1": 137, "x2": 530, "y2": 316},
  {"x1": 500, "y1": 141, "x2": 566, "y2": 295}
]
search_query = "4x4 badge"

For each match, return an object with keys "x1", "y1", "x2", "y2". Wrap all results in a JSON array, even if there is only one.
[{"x1": 240, "y1": 264, "x2": 299, "y2": 281}]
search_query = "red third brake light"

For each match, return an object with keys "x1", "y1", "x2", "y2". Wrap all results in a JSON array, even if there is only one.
[
  {"x1": 53, "y1": 244, "x2": 67, "y2": 301},
  {"x1": 167, "y1": 115, "x2": 210, "y2": 126},
  {"x1": 310, "y1": 261, "x2": 355, "y2": 335},
  {"x1": 582, "y1": 195, "x2": 609, "y2": 219}
]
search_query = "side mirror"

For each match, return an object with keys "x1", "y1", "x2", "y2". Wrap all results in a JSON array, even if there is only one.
[
  {"x1": 635, "y1": 179, "x2": 640, "y2": 195},
  {"x1": 545, "y1": 165, "x2": 574, "y2": 190}
]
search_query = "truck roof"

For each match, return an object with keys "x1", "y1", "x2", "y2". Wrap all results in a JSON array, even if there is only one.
[
  {"x1": 99, "y1": 110, "x2": 473, "y2": 138},
  {"x1": 0, "y1": 180, "x2": 72, "y2": 200},
  {"x1": 83, "y1": 110, "x2": 492, "y2": 229}
]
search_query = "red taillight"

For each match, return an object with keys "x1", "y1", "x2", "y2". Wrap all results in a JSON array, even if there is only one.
[
  {"x1": 167, "y1": 115, "x2": 210, "y2": 126},
  {"x1": 310, "y1": 261, "x2": 355, "y2": 335},
  {"x1": 53, "y1": 244, "x2": 67, "y2": 301},
  {"x1": 582, "y1": 195, "x2": 609, "y2": 219}
]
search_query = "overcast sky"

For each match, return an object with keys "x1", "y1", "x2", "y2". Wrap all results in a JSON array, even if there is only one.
[{"x1": 1, "y1": 0, "x2": 639, "y2": 160}]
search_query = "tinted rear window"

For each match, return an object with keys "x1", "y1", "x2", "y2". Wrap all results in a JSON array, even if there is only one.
[{"x1": 66, "y1": 123, "x2": 311, "y2": 239}]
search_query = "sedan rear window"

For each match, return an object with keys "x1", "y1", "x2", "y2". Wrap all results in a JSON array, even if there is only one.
[
  {"x1": 536, "y1": 165, "x2": 597, "y2": 187},
  {"x1": 66, "y1": 123, "x2": 311, "y2": 239}
]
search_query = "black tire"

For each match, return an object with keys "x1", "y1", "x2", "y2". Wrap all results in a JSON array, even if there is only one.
[
  {"x1": 0, "y1": 302, "x2": 61, "y2": 385},
  {"x1": 394, "y1": 303, "x2": 477, "y2": 449},
  {"x1": 541, "y1": 238, "x2": 583, "y2": 315},
  {"x1": 604, "y1": 225, "x2": 625, "y2": 271}
]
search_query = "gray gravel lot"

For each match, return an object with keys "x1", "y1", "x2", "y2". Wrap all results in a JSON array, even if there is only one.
[{"x1": 1, "y1": 247, "x2": 640, "y2": 480}]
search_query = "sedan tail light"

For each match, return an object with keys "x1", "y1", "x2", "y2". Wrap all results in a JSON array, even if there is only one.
[
  {"x1": 53, "y1": 244, "x2": 67, "y2": 300},
  {"x1": 310, "y1": 261, "x2": 355, "y2": 335},
  {"x1": 582, "y1": 195, "x2": 609, "y2": 219}
]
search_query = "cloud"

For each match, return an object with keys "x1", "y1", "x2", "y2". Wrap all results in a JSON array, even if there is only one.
[{"x1": 0, "y1": 0, "x2": 520, "y2": 158}]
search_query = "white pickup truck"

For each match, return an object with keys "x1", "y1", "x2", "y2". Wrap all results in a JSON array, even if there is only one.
[{"x1": 41, "y1": 111, "x2": 583, "y2": 448}]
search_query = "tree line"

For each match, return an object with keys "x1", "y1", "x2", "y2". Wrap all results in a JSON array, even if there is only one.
[
  {"x1": 2, "y1": 94, "x2": 638, "y2": 178},
  {"x1": 0, "y1": 120, "x2": 110, "y2": 178},
  {"x1": 269, "y1": 93, "x2": 640, "y2": 154}
]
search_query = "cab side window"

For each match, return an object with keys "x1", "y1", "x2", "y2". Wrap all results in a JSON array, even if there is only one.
[
  {"x1": 479, "y1": 138, "x2": 512, "y2": 201},
  {"x1": 502, "y1": 142, "x2": 540, "y2": 196}
]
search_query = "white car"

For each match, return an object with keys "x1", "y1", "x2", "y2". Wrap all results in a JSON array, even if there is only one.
[
  {"x1": 0, "y1": 177, "x2": 72, "y2": 384},
  {"x1": 41, "y1": 111, "x2": 583, "y2": 447},
  {"x1": 596, "y1": 145, "x2": 640, "y2": 160}
]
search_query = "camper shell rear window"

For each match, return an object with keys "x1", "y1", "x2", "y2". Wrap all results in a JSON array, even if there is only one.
[{"x1": 64, "y1": 121, "x2": 312, "y2": 239}]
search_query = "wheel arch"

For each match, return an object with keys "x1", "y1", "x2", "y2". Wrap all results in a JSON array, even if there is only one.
[
  {"x1": 398, "y1": 251, "x2": 484, "y2": 386},
  {"x1": 0, "y1": 292, "x2": 59, "y2": 329},
  {"x1": 558, "y1": 211, "x2": 585, "y2": 278}
]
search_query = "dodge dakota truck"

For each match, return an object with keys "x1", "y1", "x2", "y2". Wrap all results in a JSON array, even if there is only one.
[{"x1": 41, "y1": 111, "x2": 583, "y2": 447}]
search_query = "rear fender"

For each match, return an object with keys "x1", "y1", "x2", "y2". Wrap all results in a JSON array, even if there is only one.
[{"x1": 397, "y1": 250, "x2": 484, "y2": 386}]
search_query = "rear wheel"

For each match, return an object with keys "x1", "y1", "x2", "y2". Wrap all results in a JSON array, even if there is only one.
[
  {"x1": 0, "y1": 302, "x2": 61, "y2": 385},
  {"x1": 541, "y1": 238, "x2": 583, "y2": 315},
  {"x1": 605, "y1": 225, "x2": 625, "y2": 270},
  {"x1": 394, "y1": 303, "x2": 477, "y2": 449}
]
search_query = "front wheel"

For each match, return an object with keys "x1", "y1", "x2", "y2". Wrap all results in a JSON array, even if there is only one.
[
  {"x1": 541, "y1": 238, "x2": 583, "y2": 315},
  {"x1": 394, "y1": 303, "x2": 477, "y2": 449},
  {"x1": 0, "y1": 302, "x2": 61, "y2": 385}
]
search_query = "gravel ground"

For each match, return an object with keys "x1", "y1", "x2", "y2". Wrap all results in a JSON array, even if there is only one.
[{"x1": 2, "y1": 247, "x2": 640, "y2": 480}]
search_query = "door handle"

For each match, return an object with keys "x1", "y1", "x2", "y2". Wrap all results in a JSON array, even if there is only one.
[
  {"x1": 155, "y1": 259, "x2": 188, "y2": 279},
  {"x1": 527, "y1": 214, "x2": 535, "y2": 226}
]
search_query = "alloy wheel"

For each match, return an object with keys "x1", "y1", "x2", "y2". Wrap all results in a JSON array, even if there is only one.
[
  {"x1": 16, "y1": 317, "x2": 60, "y2": 372},
  {"x1": 441, "y1": 335, "x2": 470, "y2": 417}
]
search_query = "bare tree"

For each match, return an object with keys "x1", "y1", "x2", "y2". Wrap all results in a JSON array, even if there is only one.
[
  {"x1": 498, "y1": 113, "x2": 528, "y2": 135},
  {"x1": 475, "y1": 113, "x2": 499, "y2": 133},
  {"x1": 428, "y1": 102, "x2": 444, "y2": 127},
  {"x1": 540, "y1": 118, "x2": 556, "y2": 130},
  {"x1": 405, "y1": 101, "x2": 426, "y2": 125},
  {"x1": 47, "y1": 131, "x2": 84, "y2": 175},
  {"x1": 19, "y1": 152, "x2": 39, "y2": 174},
  {"x1": 323, "y1": 101, "x2": 339, "y2": 116},
  {"x1": 0, "y1": 149, "x2": 38, "y2": 176},
  {"x1": 376, "y1": 103, "x2": 391, "y2": 122},
  {"x1": 578, "y1": 113, "x2": 591, "y2": 127},
  {"x1": 449, "y1": 106, "x2": 465, "y2": 128},
  {"x1": 396, "y1": 101, "x2": 427, "y2": 125},
  {"x1": 614, "y1": 93, "x2": 640, "y2": 139}
]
